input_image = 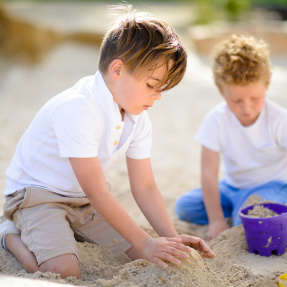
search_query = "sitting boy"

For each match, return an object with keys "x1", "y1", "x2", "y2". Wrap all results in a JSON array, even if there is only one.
[
  {"x1": 0, "y1": 5, "x2": 215, "y2": 279},
  {"x1": 175, "y1": 34, "x2": 287, "y2": 240}
]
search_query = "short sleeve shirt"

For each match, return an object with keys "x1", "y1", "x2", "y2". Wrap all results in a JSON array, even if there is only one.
[
  {"x1": 5, "y1": 72, "x2": 152, "y2": 197},
  {"x1": 195, "y1": 99, "x2": 287, "y2": 189}
]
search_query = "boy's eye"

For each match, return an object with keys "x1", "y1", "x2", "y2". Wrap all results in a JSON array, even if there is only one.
[{"x1": 147, "y1": 83, "x2": 154, "y2": 89}]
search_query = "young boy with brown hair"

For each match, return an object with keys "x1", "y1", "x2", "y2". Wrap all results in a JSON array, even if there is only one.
[
  {"x1": 176, "y1": 34, "x2": 287, "y2": 240},
  {"x1": 0, "y1": 5, "x2": 215, "y2": 279}
]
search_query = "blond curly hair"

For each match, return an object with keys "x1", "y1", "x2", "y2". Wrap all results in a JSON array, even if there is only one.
[{"x1": 212, "y1": 34, "x2": 272, "y2": 92}]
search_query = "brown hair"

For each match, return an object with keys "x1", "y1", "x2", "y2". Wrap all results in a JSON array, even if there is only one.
[
  {"x1": 212, "y1": 34, "x2": 272, "y2": 92},
  {"x1": 98, "y1": 5, "x2": 187, "y2": 91}
]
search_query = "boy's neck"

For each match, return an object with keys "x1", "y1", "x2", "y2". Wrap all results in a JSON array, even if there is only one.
[
  {"x1": 101, "y1": 71, "x2": 126, "y2": 121},
  {"x1": 120, "y1": 109, "x2": 125, "y2": 121}
]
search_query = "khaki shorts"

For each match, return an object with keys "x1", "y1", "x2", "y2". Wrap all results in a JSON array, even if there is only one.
[{"x1": 4, "y1": 186, "x2": 131, "y2": 265}]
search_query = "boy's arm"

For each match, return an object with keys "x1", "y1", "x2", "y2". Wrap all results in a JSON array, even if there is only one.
[
  {"x1": 201, "y1": 146, "x2": 229, "y2": 240},
  {"x1": 126, "y1": 157, "x2": 177, "y2": 237},
  {"x1": 69, "y1": 157, "x2": 197, "y2": 268},
  {"x1": 69, "y1": 157, "x2": 149, "y2": 248},
  {"x1": 126, "y1": 157, "x2": 215, "y2": 259}
]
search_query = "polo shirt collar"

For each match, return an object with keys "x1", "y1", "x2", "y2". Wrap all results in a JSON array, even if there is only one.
[{"x1": 94, "y1": 71, "x2": 140, "y2": 123}]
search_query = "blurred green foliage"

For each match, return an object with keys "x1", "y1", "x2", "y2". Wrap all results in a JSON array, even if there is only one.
[
  {"x1": 1, "y1": 0, "x2": 180, "y2": 1},
  {"x1": 2, "y1": 0, "x2": 286, "y2": 23},
  {"x1": 192, "y1": 0, "x2": 251, "y2": 24},
  {"x1": 252, "y1": 0, "x2": 287, "y2": 5},
  {"x1": 192, "y1": 0, "x2": 287, "y2": 24},
  {"x1": 2, "y1": 0, "x2": 286, "y2": 3}
]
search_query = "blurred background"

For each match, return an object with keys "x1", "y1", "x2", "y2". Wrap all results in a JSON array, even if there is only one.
[
  {"x1": 1, "y1": 0, "x2": 287, "y2": 64},
  {"x1": 0, "y1": 0, "x2": 287, "y2": 218},
  {"x1": 1, "y1": 0, "x2": 287, "y2": 74}
]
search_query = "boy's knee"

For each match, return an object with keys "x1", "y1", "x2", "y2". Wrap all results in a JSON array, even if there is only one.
[
  {"x1": 39, "y1": 254, "x2": 81, "y2": 279},
  {"x1": 175, "y1": 193, "x2": 208, "y2": 224},
  {"x1": 175, "y1": 195, "x2": 188, "y2": 219},
  {"x1": 175, "y1": 195, "x2": 197, "y2": 221}
]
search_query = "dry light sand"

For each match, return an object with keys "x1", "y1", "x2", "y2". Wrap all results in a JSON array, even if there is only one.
[{"x1": 1, "y1": 2, "x2": 287, "y2": 286}]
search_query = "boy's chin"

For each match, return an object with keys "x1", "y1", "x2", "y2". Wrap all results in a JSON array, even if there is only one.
[
  {"x1": 238, "y1": 117, "x2": 257, "y2": 127},
  {"x1": 130, "y1": 109, "x2": 144, "y2": 115}
]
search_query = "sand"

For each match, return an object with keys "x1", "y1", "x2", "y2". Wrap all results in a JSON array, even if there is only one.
[
  {"x1": 1, "y1": 214, "x2": 286, "y2": 286},
  {"x1": 1, "y1": 2, "x2": 287, "y2": 287},
  {"x1": 246, "y1": 205, "x2": 280, "y2": 218}
]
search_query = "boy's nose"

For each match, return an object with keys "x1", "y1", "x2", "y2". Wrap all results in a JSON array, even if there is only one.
[
  {"x1": 241, "y1": 101, "x2": 251, "y2": 112},
  {"x1": 153, "y1": 91, "x2": 161, "y2": 100}
]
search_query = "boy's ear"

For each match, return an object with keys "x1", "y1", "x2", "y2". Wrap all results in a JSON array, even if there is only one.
[{"x1": 110, "y1": 59, "x2": 124, "y2": 79}]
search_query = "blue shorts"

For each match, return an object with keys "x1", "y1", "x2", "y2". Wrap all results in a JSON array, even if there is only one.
[{"x1": 175, "y1": 180, "x2": 287, "y2": 226}]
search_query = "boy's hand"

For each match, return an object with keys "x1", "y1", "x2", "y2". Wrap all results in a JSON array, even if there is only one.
[
  {"x1": 175, "y1": 234, "x2": 215, "y2": 259},
  {"x1": 142, "y1": 237, "x2": 194, "y2": 268},
  {"x1": 208, "y1": 220, "x2": 229, "y2": 241}
]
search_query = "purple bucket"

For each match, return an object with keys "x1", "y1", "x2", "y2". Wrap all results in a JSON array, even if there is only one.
[{"x1": 239, "y1": 203, "x2": 287, "y2": 257}]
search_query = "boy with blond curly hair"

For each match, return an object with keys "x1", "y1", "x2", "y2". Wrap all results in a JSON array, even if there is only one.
[
  {"x1": 176, "y1": 34, "x2": 287, "y2": 240},
  {"x1": 0, "y1": 6, "x2": 215, "y2": 279}
]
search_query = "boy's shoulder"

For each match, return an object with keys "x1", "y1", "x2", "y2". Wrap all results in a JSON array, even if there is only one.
[
  {"x1": 266, "y1": 98, "x2": 287, "y2": 111},
  {"x1": 198, "y1": 102, "x2": 230, "y2": 130},
  {"x1": 205, "y1": 101, "x2": 228, "y2": 118},
  {"x1": 265, "y1": 98, "x2": 287, "y2": 120},
  {"x1": 51, "y1": 72, "x2": 106, "y2": 106}
]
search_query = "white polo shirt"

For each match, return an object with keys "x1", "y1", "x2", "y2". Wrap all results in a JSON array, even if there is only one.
[
  {"x1": 195, "y1": 99, "x2": 287, "y2": 189},
  {"x1": 5, "y1": 72, "x2": 152, "y2": 197}
]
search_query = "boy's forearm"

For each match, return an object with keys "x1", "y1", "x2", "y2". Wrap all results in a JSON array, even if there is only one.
[
  {"x1": 87, "y1": 187, "x2": 151, "y2": 251},
  {"x1": 133, "y1": 186, "x2": 178, "y2": 238},
  {"x1": 126, "y1": 157, "x2": 177, "y2": 238},
  {"x1": 202, "y1": 177, "x2": 225, "y2": 223},
  {"x1": 200, "y1": 147, "x2": 224, "y2": 224}
]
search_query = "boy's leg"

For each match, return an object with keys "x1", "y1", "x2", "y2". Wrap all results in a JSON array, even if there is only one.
[
  {"x1": 175, "y1": 182, "x2": 234, "y2": 225},
  {"x1": 72, "y1": 182, "x2": 132, "y2": 258},
  {"x1": 14, "y1": 204, "x2": 81, "y2": 278},
  {"x1": 4, "y1": 232, "x2": 80, "y2": 278},
  {"x1": 0, "y1": 219, "x2": 20, "y2": 249},
  {"x1": 73, "y1": 204, "x2": 132, "y2": 258},
  {"x1": 4, "y1": 187, "x2": 82, "y2": 278},
  {"x1": 175, "y1": 188, "x2": 209, "y2": 224},
  {"x1": 0, "y1": 219, "x2": 39, "y2": 273},
  {"x1": 39, "y1": 253, "x2": 81, "y2": 279},
  {"x1": 5, "y1": 234, "x2": 39, "y2": 273},
  {"x1": 5, "y1": 186, "x2": 128, "y2": 276},
  {"x1": 73, "y1": 206, "x2": 140, "y2": 262}
]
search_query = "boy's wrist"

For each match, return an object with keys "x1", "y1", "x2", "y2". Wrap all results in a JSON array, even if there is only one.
[
  {"x1": 209, "y1": 217, "x2": 226, "y2": 225},
  {"x1": 136, "y1": 234, "x2": 153, "y2": 252},
  {"x1": 207, "y1": 210, "x2": 226, "y2": 224},
  {"x1": 159, "y1": 231, "x2": 178, "y2": 238},
  {"x1": 130, "y1": 231, "x2": 153, "y2": 252},
  {"x1": 155, "y1": 225, "x2": 178, "y2": 238}
]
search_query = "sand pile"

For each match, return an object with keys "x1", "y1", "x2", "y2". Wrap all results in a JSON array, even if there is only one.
[
  {"x1": 0, "y1": 237, "x2": 225, "y2": 286},
  {"x1": 0, "y1": 215, "x2": 223, "y2": 287},
  {"x1": 1, "y1": 212, "x2": 286, "y2": 287}
]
